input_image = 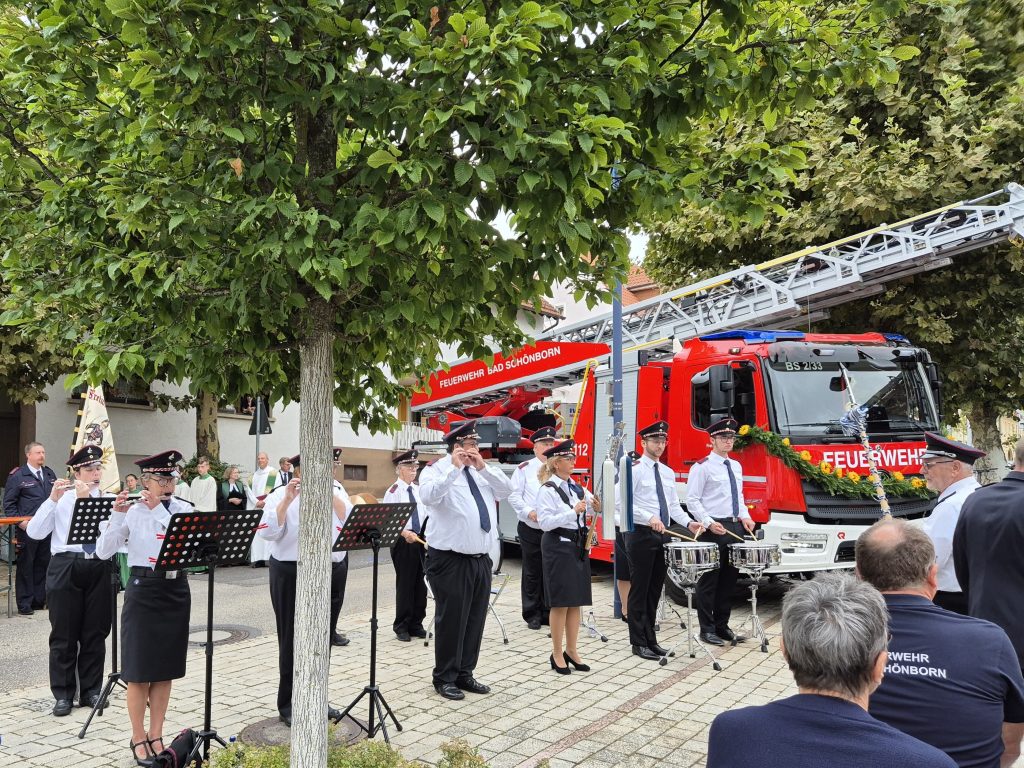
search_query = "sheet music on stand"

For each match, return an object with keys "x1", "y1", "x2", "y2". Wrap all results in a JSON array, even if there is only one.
[
  {"x1": 66, "y1": 497, "x2": 115, "y2": 547},
  {"x1": 332, "y1": 504, "x2": 413, "y2": 552},
  {"x1": 156, "y1": 510, "x2": 262, "y2": 570}
]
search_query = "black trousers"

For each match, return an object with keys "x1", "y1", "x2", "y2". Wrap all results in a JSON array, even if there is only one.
[
  {"x1": 330, "y1": 558, "x2": 348, "y2": 634},
  {"x1": 696, "y1": 519, "x2": 744, "y2": 634},
  {"x1": 391, "y1": 538, "x2": 427, "y2": 634},
  {"x1": 46, "y1": 554, "x2": 111, "y2": 701},
  {"x1": 934, "y1": 590, "x2": 969, "y2": 615},
  {"x1": 16, "y1": 528, "x2": 50, "y2": 610},
  {"x1": 625, "y1": 525, "x2": 668, "y2": 647},
  {"x1": 269, "y1": 557, "x2": 347, "y2": 715},
  {"x1": 425, "y1": 549, "x2": 490, "y2": 686},
  {"x1": 517, "y1": 522, "x2": 548, "y2": 624}
]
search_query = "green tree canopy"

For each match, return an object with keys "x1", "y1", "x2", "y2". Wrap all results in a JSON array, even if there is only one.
[
  {"x1": 0, "y1": 0, "x2": 911, "y2": 762},
  {"x1": 643, "y1": 0, "x2": 1024, "y2": 474}
]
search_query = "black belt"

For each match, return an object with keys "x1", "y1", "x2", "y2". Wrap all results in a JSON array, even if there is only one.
[
  {"x1": 430, "y1": 548, "x2": 487, "y2": 558},
  {"x1": 52, "y1": 551, "x2": 100, "y2": 561},
  {"x1": 551, "y1": 527, "x2": 581, "y2": 542},
  {"x1": 129, "y1": 566, "x2": 181, "y2": 580}
]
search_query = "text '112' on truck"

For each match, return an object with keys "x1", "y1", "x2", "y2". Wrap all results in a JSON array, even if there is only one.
[{"x1": 409, "y1": 183, "x2": 1024, "y2": 590}]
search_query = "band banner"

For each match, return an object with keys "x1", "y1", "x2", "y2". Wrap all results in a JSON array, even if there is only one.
[{"x1": 70, "y1": 385, "x2": 120, "y2": 491}]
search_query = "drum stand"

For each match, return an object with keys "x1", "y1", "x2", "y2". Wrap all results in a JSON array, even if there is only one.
[
  {"x1": 662, "y1": 584, "x2": 721, "y2": 671},
  {"x1": 654, "y1": 585, "x2": 685, "y2": 633},
  {"x1": 741, "y1": 567, "x2": 770, "y2": 653}
]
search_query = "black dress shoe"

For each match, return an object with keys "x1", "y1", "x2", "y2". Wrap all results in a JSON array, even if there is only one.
[
  {"x1": 717, "y1": 627, "x2": 747, "y2": 643},
  {"x1": 700, "y1": 632, "x2": 726, "y2": 646},
  {"x1": 80, "y1": 693, "x2": 107, "y2": 710},
  {"x1": 527, "y1": 618, "x2": 542, "y2": 630},
  {"x1": 550, "y1": 654, "x2": 571, "y2": 675},
  {"x1": 434, "y1": 683, "x2": 465, "y2": 700},
  {"x1": 395, "y1": 631, "x2": 411, "y2": 642},
  {"x1": 331, "y1": 632, "x2": 350, "y2": 647},
  {"x1": 18, "y1": 607, "x2": 34, "y2": 616},
  {"x1": 632, "y1": 645, "x2": 661, "y2": 661},
  {"x1": 455, "y1": 677, "x2": 490, "y2": 694},
  {"x1": 562, "y1": 651, "x2": 590, "y2": 672},
  {"x1": 649, "y1": 643, "x2": 675, "y2": 658},
  {"x1": 279, "y1": 711, "x2": 292, "y2": 727},
  {"x1": 620, "y1": 615, "x2": 629, "y2": 623},
  {"x1": 409, "y1": 627, "x2": 428, "y2": 638},
  {"x1": 53, "y1": 699, "x2": 73, "y2": 716}
]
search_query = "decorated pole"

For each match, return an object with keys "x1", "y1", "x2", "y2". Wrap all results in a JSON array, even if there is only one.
[{"x1": 838, "y1": 364, "x2": 892, "y2": 519}]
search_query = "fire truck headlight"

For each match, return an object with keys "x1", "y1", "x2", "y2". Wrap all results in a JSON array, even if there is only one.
[{"x1": 780, "y1": 532, "x2": 828, "y2": 553}]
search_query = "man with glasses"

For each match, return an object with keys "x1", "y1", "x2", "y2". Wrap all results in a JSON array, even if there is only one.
[
  {"x1": 919, "y1": 432, "x2": 983, "y2": 615},
  {"x1": 688, "y1": 418, "x2": 757, "y2": 646}
]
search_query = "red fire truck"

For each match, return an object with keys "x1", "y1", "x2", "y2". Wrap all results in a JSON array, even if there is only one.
[{"x1": 411, "y1": 330, "x2": 940, "y2": 585}]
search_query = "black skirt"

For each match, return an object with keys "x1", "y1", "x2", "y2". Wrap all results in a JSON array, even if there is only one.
[
  {"x1": 541, "y1": 531, "x2": 592, "y2": 607},
  {"x1": 121, "y1": 574, "x2": 191, "y2": 683}
]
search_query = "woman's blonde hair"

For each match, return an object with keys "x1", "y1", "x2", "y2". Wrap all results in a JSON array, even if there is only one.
[{"x1": 537, "y1": 457, "x2": 561, "y2": 485}]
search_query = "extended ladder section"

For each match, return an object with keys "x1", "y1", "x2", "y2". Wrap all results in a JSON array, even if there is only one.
[
  {"x1": 413, "y1": 183, "x2": 1024, "y2": 413},
  {"x1": 542, "y1": 183, "x2": 1024, "y2": 354}
]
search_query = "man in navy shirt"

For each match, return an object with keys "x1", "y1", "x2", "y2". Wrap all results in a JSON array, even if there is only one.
[
  {"x1": 707, "y1": 573, "x2": 956, "y2": 768},
  {"x1": 3, "y1": 441, "x2": 57, "y2": 615},
  {"x1": 857, "y1": 518, "x2": 1024, "y2": 768}
]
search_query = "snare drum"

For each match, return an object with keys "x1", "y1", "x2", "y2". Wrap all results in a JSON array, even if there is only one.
[
  {"x1": 728, "y1": 542, "x2": 780, "y2": 571},
  {"x1": 664, "y1": 541, "x2": 720, "y2": 584}
]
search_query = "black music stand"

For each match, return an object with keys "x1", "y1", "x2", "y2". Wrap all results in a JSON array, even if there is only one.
[
  {"x1": 67, "y1": 496, "x2": 123, "y2": 739},
  {"x1": 155, "y1": 509, "x2": 262, "y2": 764},
  {"x1": 332, "y1": 502, "x2": 414, "y2": 743}
]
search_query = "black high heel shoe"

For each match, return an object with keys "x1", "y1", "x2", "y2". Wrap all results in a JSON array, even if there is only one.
[
  {"x1": 129, "y1": 738, "x2": 154, "y2": 767},
  {"x1": 563, "y1": 651, "x2": 591, "y2": 672},
  {"x1": 549, "y1": 654, "x2": 571, "y2": 675},
  {"x1": 147, "y1": 734, "x2": 165, "y2": 755}
]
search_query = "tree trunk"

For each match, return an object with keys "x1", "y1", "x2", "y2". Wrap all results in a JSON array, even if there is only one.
[
  {"x1": 291, "y1": 297, "x2": 334, "y2": 768},
  {"x1": 195, "y1": 390, "x2": 220, "y2": 461},
  {"x1": 967, "y1": 404, "x2": 1007, "y2": 485}
]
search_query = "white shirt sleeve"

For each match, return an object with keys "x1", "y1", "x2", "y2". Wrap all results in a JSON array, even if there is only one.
[
  {"x1": 26, "y1": 496, "x2": 59, "y2": 540},
  {"x1": 480, "y1": 465, "x2": 512, "y2": 501},
  {"x1": 686, "y1": 462, "x2": 713, "y2": 527},
  {"x1": 535, "y1": 484, "x2": 578, "y2": 531},
  {"x1": 96, "y1": 510, "x2": 129, "y2": 560},
  {"x1": 259, "y1": 490, "x2": 287, "y2": 542},
  {"x1": 417, "y1": 463, "x2": 461, "y2": 506},
  {"x1": 508, "y1": 465, "x2": 531, "y2": 521}
]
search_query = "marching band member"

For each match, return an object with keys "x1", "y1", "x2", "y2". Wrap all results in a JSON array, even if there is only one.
[
  {"x1": 509, "y1": 426, "x2": 557, "y2": 630},
  {"x1": 258, "y1": 454, "x2": 351, "y2": 726},
  {"x1": 95, "y1": 450, "x2": 191, "y2": 766},
  {"x1": 625, "y1": 421, "x2": 700, "y2": 661},
  {"x1": 330, "y1": 447, "x2": 352, "y2": 648},
  {"x1": 418, "y1": 420, "x2": 511, "y2": 701},
  {"x1": 27, "y1": 445, "x2": 112, "y2": 717},
  {"x1": 383, "y1": 449, "x2": 427, "y2": 642},
  {"x1": 689, "y1": 418, "x2": 756, "y2": 646},
  {"x1": 535, "y1": 439, "x2": 600, "y2": 674}
]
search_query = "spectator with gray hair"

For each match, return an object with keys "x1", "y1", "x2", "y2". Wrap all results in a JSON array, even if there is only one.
[
  {"x1": 707, "y1": 572, "x2": 956, "y2": 768},
  {"x1": 858, "y1": 518, "x2": 1024, "y2": 768}
]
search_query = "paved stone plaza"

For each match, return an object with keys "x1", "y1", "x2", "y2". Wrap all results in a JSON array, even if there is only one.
[{"x1": 0, "y1": 556, "x2": 795, "y2": 767}]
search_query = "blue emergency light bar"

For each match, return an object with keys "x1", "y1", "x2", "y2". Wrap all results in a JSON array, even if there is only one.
[{"x1": 698, "y1": 330, "x2": 806, "y2": 343}]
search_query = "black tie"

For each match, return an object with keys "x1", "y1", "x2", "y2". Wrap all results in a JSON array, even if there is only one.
[
  {"x1": 407, "y1": 486, "x2": 420, "y2": 533},
  {"x1": 653, "y1": 464, "x2": 669, "y2": 525},
  {"x1": 464, "y1": 468, "x2": 491, "y2": 532},
  {"x1": 724, "y1": 461, "x2": 740, "y2": 520}
]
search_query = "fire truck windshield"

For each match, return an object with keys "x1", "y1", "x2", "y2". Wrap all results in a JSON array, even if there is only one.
[{"x1": 765, "y1": 356, "x2": 938, "y2": 440}]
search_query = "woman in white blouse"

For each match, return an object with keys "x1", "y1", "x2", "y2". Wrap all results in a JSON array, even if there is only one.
[
  {"x1": 96, "y1": 450, "x2": 192, "y2": 766},
  {"x1": 534, "y1": 439, "x2": 600, "y2": 675}
]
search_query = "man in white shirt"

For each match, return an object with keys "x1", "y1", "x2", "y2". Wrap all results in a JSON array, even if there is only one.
[
  {"x1": 248, "y1": 452, "x2": 278, "y2": 566},
  {"x1": 688, "y1": 418, "x2": 756, "y2": 646},
  {"x1": 625, "y1": 421, "x2": 701, "y2": 661},
  {"x1": 189, "y1": 456, "x2": 217, "y2": 512},
  {"x1": 26, "y1": 445, "x2": 112, "y2": 716},
  {"x1": 383, "y1": 449, "x2": 426, "y2": 642},
  {"x1": 418, "y1": 420, "x2": 512, "y2": 700},
  {"x1": 257, "y1": 453, "x2": 351, "y2": 726},
  {"x1": 508, "y1": 426, "x2": 557, "y2": 630},
  {"x1": 919, "y1": 432, "x2": 984, "y2": 615}
]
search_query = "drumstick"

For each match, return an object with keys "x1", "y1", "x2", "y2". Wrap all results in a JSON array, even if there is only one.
[
  {"x1": 663, "y1": 528, "x2": 699, "y2": 543},
  {"x1": 722, "y1": 527, "x2": 748, "y2": 544},
  {"x1": 413, "y1": 534, "x2": 427, "y2": 548}
]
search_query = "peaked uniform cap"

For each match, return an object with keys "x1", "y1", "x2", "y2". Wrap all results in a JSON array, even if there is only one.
[
  {"x1": 288, "y1": 454, "x2": 300, "y2": 468},
  {"x1": 530, "y1": 426, "x2": 558, "y2": 443},
  {"x1": 445, "y1": 420, "x2": 480, "y2": 444},
  {"x1": 332, "y1": 447, "x2": 343, "y2": 463},
  {"x1": 708, "y1": 418, "x2": 739, "y2": 436},
  {"x1": 639, "y1": 421, "x2": 669, "y2": 439},
  {"x1": 922, "y1": 432, "x2": 986, "y2": 465},
  {"x1": 136, "y1": 450, "x2": 182, "y2": 477},
  {"x1": 543, "y1": 439, "x2": 575, "y2": 459},
  {"x1": 68, "y1": 445, "x2": 103, "y2": 468},
  {"x1": 392, "y1": 449, "x2": 419, "y2": 466}
]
